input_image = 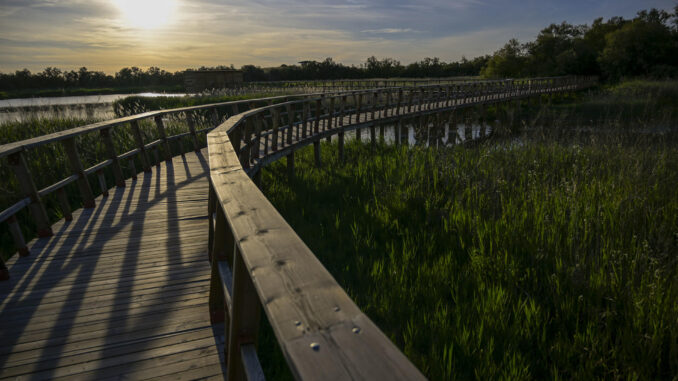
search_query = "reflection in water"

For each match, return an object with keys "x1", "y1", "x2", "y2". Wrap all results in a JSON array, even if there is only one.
[
  {"x1": 0, "y1": 93, "x2": 186, "y2": 123},
  {"x1": 334, "y1": 122, "x2": 494, "y2": 147}
]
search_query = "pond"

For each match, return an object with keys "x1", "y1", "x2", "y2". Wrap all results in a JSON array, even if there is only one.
[{"x1": 0, "y1": 93, "x2": 187, "y2": 123}]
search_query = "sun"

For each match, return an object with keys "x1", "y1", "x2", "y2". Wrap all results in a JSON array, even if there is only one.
[{"x1": 114, "y1": 0, "x2": 177, "y2": 29}]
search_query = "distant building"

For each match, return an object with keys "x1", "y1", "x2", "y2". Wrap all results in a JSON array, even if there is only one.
[{"x1": 184, "y1": 70, "x2": 243, "y2": 92}]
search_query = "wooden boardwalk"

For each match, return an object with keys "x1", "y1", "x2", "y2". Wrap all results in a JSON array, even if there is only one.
[{"x1": 0, "y1": 150, "x2": 226, "y2": 380}]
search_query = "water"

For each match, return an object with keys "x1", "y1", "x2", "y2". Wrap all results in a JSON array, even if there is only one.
[
  {"x1": 328, "y1": 122, "x2": 494, "y2": 147},
  {"x1": 0, "y1": 93, "x2": 187, "y2": 123}
]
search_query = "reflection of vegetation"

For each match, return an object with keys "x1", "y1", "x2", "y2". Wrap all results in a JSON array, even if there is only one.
[
  {"x1": 0, "y1": 85, "x2": 184, "y2": 100},
  {"x1": 259, "y1": 81, "x2": 678, "y2": 379}
]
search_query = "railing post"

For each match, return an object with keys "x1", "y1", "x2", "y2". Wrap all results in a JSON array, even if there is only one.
[
  {"x1": 271, "y1": 107, "x2": 280, "y2": 152},
  {"x1": 154, "y1": 115, "x2": 173, "y2": 161},
  {"x1": 241, "y1": 118, "x2": 252, "y2": 169},
  {"x1": 355, "y1": 93, "x2": 362, "y2": 123},
  {"x1": 253, "y1": 114, "x2": 262, "y2": 162},
  {"x1": 130, "y1": 120, "x2": 151, "y2": 173},
  {"x1": 286, "y1": 103, "x2": 294, "y2": 145},
  {"x1": 227, "y1": 246, "x2": 262, "y2": 381},
  {"x1": 186, "y1": 112, "x2": 201, "y2": 152},
  {"x1": 56, "y1": 187, "x2": 72, "y2": 221},
  {"x1": 302, "y1": 103, "x2": 309, "y2": 139},
  {"x1": 314, "y1": 99, "x2": 321, "y2": 134},
  {"x1": 212, "y1": 108, "x2": 220, "y2": 128},
  {"x1": 0, "y1": 257, "x2": 9, "y2": 281},
  {"x1": 62, "y1": 137, "x2": 95, "y2": 209},
  {"x1": 97, "y1": 170, "x2": 108, "y2": 197},
  {"x1": 371, "y1": 92, "x2": 377, "y2": 122},
  {"x1": 99, "y1": 127, "x2": 125, "y2": 187},
  {"x1": 128, "y1": 158, "x2": 137, "y2": 180},
  {"x1": 396, "y1": 88, "x2": 403, "y2": 116},
  {"x1": 8, "y1": 215, "x2": 29, "y2": 256},
  {"x1": 7, "y1": 151, "x2": 52, "y2": 237},
  {"x1": 326, "y1": 96, "x2": 335, "y2": 131},
  {"x1": 384, "y1": 91, "x2": 391, "y2": 117}
]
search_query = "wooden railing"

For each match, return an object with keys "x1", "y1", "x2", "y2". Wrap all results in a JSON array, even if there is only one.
[
  {"x1": 0, "y1": 76, "x2": 597, "y2": 378},
  {"x1": 249, "y1": 77, "x2": 474, "y2": 91},
  {"x1": 0, "y1": 91, "x2": 343, "y2": 279},
  {"x1": 206, "y1": 76, "x2": 597, "y2": 379}
]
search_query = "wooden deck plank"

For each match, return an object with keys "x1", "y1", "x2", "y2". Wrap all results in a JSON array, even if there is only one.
[{"x1": 0, "y1": 150, "x2": 224, "y2": 381}]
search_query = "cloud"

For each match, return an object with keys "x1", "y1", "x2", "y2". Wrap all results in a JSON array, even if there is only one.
[
  {"x1": 362, "y1": 28, "x2": 418, "y2": 34},
  {"x1": 0, "y1": 0, "x2": 676, "y2": 73}
]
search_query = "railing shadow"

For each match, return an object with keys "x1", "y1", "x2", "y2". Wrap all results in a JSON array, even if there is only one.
[{"x1": 0, "y1": 151, "x2": 219, "y2": 379}]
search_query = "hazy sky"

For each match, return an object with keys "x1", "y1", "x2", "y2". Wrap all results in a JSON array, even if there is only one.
[{"x1": 0, "y1": 0, "x2": 674, "y2": 73}]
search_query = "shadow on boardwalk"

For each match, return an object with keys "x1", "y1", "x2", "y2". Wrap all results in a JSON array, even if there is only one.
[{"x1": 0, "y1": 150, "x2": 227, "y2": 380}]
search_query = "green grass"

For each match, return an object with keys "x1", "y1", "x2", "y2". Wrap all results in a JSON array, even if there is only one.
[{"x1": 257, "y1": 81, "x2": 678, "y2": 379}]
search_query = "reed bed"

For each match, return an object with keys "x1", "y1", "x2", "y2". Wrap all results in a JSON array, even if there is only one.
[{"x1": 258, "y1": 80, "x2": 678, "y2": 379}]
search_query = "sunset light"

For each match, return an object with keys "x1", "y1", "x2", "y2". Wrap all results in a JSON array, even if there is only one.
[{"x1": 114, "y1": 0, "x2": 177, "y2": 29}]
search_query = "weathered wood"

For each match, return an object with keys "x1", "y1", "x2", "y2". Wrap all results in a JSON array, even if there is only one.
[
  {"x1": 154, "y1": 116, "x2": 173, "y2": 161},
  {"x1": 130, "y1": 120, "x2": 151, "y2": 172},
  {"x1": 241, "y1": 344, "x2": 265, "y2": 381},
  {"x1": 226, "y1": 246, "x2": 261, "y2": 381},
  {"x1": 7, "y1": 215, "x2": 29, "y2": 257},
  {"x1": 1, "y1": 150, "x2": 223, "y2": 379},
  {"x1": 7, "y1": 151, "x2": 52, "y2": 237},
  {"x1": 271, "y1": 108, "x2": 280, "y2": 152},
  {"x1": 207, "y1": 130, "x2": 426, "y2": 381},
  {"x1": 97, "y1": 170, "x2": 108, "y2": 197},
  {"x1": 62, "y1": 137, "x2": 95, "y2": 209},
  {"x1": 286, "y1": 103, "x2": 294, "y2": 145},
  {"x1": 99, "y1": 128, "x2": 125, "y2": 187},
  {"x1": 128, "y1": 158, "x2": 137, "y2": 180},
  {"x1": 186, "y1": 112, "x2": 201, "y2": 152}
]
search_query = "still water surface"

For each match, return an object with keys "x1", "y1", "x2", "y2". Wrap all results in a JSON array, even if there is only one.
[{"x1": 0, "y1": 93, "x2": 186, "y2": 123}]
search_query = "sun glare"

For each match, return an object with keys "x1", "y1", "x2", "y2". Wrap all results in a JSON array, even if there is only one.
[{"x1": 114, "y1": 0, "x2": 177, "y2": 29}]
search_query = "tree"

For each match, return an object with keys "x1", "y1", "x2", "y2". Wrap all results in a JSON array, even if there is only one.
[
  {"x1": 480, "y1": 39, "x2": 528, "y2": 78},
  {"x1": 599, "y1": 11, "x2": 678, "y2": 79}
]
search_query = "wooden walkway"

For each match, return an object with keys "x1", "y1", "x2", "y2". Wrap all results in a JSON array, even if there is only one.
[{"x1": 0, "y1": 150, "x2": 226, "y2": 380}]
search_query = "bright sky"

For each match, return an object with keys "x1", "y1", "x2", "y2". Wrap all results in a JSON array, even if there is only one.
[{"x1": 0, "y1": 0, "x2": 674, "y2": 73}]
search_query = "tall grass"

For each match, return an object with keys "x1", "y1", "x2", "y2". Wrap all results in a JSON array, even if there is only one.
[{"x1": 258, "y1": 81, "x2": 678, "y2": 379}]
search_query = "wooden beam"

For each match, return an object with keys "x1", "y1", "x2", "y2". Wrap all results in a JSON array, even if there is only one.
[
  {"x1": 130, "y1": 120, "x2": 151, "y2": 173},
  {"x1": 62, "y1": 137, "x2": 95, "y2": 208},
  {"x1": 7, "y1": 151, "x2": 52, "y2": 237},
  {"x1": 99, "y1": 128, "x2": 125, "y2": 187}
]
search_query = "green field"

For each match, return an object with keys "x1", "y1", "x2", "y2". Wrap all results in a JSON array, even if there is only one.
[{"x1": 257, "y1": 81, "x2": 678, "y2": 379}]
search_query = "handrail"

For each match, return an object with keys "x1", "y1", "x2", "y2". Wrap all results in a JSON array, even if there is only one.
[
  {"x1": 1, "y1": 76, "x2": 597, "y2": 375},
  {"x1": 205, "y1": 75, "x2": 597, "y2": 379}
]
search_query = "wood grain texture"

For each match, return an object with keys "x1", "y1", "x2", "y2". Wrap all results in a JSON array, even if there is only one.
[{"x1": 0, "y1": 150, "x2": 225, "y2": 381}]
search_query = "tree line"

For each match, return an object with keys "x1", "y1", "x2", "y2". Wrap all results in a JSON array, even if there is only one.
[
  {"x1": 481, "y1": 8, "x2": 678, "y2": 79},
  {"x1": 0, "y1": 7, "x2": 675, "y2": 92}
]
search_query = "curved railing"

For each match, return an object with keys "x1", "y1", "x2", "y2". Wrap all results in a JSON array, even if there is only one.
[
  {"x1": 0, "y1": 76, "x2": 597, "y2": 378},
  {"x1": 206, "y1": 76, "x2": 597, "y2": 379}
]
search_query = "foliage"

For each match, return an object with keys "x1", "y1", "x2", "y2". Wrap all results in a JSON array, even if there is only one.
[
  {"x1": 481, "y1": 8, "x2": 678, "y2": 80},
  {"x1": 257, "y1": 81, "x2": 678, "y2": 379},
  {"x1": 480, "y1": 39, "x2": 528, "y2": 78},
  {"x1": 0, "y1": 66, "x2": 184, "y2": 93}
]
